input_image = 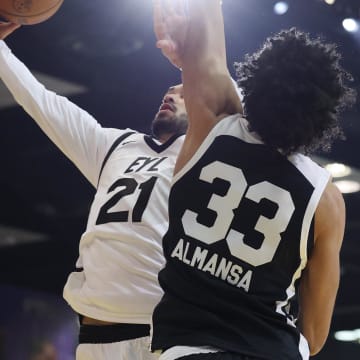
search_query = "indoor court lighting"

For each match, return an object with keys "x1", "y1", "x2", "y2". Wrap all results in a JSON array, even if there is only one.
[
  {"x1": 342, "y1": 18, "x2": 359, "y2": 33},
  {"x1": 334, "y1": 329, "x2": 360, "y2": 342},
  {"x1": 324, "y1": 0, "x2": 336, "y2": 5},
  {"x1": 325, "y1": 163, "x2": 352, "y2": 178},
  {"x1": 274, "y1": 2, "x2": 289, "y2": 15},
  {"x1": 333, "y1": 180, "x2": 360, "y2": 194}
]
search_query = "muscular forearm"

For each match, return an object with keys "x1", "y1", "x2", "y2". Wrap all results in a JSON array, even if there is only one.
[
  {"x1": 183, "y1": 0, "x2": 227, "y2": 67},
  {"x1": 298, "y1": 265, "x2": 340, "y2": 355},
  {"x1": 181, "y1": 0, "x2": 238, "y2": 120}
]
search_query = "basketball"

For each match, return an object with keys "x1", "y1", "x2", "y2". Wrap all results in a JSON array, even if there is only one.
[{"x1": 0, "y1": 0, "x2": 64, "y2": 25}]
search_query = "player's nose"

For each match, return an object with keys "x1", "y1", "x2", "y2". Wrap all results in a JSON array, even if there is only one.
[{"x1": 163, "y1": 94, "x2": 175, "y2": 104}]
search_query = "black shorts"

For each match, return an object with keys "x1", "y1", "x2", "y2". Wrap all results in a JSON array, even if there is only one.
[
  {"x1": 177, "y1": 353, "x2": 262, "y2": 360},
  {"x1": 78, "y1": 323, "x2": 150, "y2": 344}
]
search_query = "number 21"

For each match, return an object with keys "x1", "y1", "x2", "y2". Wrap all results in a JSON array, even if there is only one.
[{"x1": 96, "y1": 177, "x2": 158, "y2": 225}]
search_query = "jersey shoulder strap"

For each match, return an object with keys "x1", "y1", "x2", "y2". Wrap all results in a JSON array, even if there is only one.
[{"x1": 97, "y1": 131, "x2": 136, "y2": 188}]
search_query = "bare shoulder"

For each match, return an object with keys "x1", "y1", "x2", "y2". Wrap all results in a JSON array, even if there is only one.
[{"x1": 317, "y1": 181, "x2": 345, "y2": 222}]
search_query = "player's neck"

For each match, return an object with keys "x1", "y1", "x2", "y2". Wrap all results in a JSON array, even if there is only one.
[{"x1": 157, "y1": 132, "x2": 175, "y2": 144}]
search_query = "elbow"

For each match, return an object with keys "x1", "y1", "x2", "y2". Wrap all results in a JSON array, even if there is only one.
[
  {"x1": 308, "y1": 341, "x2": 325, "y2": 356},
  {"x1": 299, "y1": 312, "x2": 332, "y2": 356},
  {"x1": 304, "y1": 330, "x2": 328, "y2": 356}
]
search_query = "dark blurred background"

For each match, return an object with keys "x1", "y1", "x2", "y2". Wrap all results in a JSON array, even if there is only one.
[{"x1": 0, "y1": 0, "x2": 359, "y2": 358}]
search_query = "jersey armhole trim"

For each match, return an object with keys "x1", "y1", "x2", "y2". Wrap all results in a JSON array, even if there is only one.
[{"x1": 97, "y1": 131, "x2": 136, "y2": 188}]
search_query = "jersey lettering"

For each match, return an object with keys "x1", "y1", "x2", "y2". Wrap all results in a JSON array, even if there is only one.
[
  {"x1": 171, "y1": 238, "x2": 253, "y2": 291},
  {"x1": 125, "y1": 156, "x2": 167, "y2": 173}
]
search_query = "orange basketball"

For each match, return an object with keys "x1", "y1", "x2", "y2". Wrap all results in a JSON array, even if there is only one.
[{"x1": 0, "y1": 0, "x2": 64, "y2": 25}]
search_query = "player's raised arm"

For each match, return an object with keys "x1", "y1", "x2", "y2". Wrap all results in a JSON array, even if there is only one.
[
  {"x1": 0, "y1": 23, "x2": 120, "y2": 187},
  {"x1": 153, "y1": 0, "x2": 242, "y2": 170}
]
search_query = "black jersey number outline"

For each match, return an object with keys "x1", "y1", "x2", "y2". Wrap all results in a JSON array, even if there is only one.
[
  {"x1": 182, "y1": 161, "x2": 295, "y2": 266},
  {"x1": 96, "y1": 177, "x2": 158, "y2": 225}
]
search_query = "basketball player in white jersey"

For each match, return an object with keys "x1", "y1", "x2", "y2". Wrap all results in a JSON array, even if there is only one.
[
  {"x1": 151, "y1": 1, "x2": 355, "y2": 359},
  {"x1": 0, "y1": 22, "x2": 187, "y2": 360}
]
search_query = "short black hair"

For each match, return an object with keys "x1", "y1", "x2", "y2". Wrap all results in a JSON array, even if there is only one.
[{"x1": 235, "y1": 28, "x2": 356, "y2": 155}]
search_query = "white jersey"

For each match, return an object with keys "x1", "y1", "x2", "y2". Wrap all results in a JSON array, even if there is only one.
[
  {"x1": 0, "y1": 40, "x2": 184, "y2": 324},
  {"x1": 65, "y1": 131, "x2": 184, "y2": 323}
]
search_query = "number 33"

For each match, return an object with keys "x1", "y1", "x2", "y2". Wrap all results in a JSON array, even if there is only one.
[{"x1": 182, "y1": 161, "x2": 295, "y2": 267}]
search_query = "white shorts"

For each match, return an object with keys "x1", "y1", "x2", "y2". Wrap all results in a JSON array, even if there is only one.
[{"x1": 76, "y1": 336, "x2": 160, "y2": 360}]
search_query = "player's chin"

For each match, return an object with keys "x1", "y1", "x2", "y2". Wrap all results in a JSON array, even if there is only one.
[
  {"x1": 153, "y1": 112, "x2": 174, "y2": 126},
  {"x1": 152, "y1": 115, "x2": 175, "y2": 136}
]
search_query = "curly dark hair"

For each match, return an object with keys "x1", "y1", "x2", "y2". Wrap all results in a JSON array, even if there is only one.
[{"x1": 235, "y1": 28, "x2": 356, "y2": 155}]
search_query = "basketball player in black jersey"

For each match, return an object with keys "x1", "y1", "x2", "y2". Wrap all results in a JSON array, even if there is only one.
[{"x1": 151, "y1": 1, "x2": 355, "y2": 359}]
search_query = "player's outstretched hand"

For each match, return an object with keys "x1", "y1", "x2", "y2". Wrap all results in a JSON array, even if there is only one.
[
  {"x1": 0, "y1": 22, "x2": 20, "y2": 40},
  {"x1": 153, "y1": 0, "x2": 189, "y2": 69}
]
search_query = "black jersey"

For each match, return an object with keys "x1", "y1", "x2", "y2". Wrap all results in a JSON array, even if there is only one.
[{"x1": 151, "y1": 115, "x2": 330, "y2": 360}]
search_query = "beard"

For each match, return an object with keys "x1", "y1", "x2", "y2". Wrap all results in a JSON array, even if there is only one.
[{"x1": 151, "y1": 112, "x2": 188, "y2": 139}]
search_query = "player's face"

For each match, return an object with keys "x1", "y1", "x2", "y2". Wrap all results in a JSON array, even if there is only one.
[{"x1": 152, "y1": 84, "x2": 188, "y2": 139}]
